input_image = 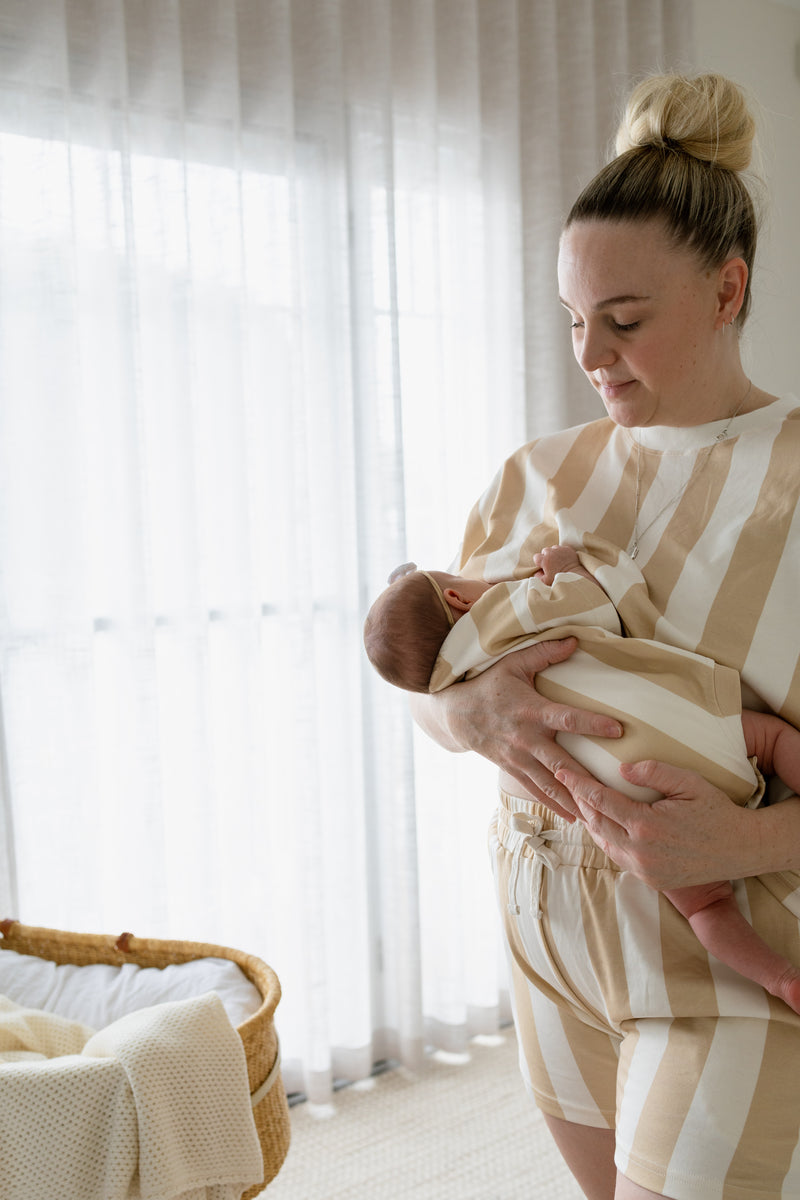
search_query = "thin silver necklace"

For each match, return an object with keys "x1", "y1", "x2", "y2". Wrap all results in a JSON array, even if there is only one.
[{"x1": 629, "y1": 380, "x2": 753, "y2": 561}]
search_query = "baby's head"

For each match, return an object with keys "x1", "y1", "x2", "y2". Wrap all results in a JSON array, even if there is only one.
[{"x1": 363, "y1": 564, "x2": 490, "y2": 693}]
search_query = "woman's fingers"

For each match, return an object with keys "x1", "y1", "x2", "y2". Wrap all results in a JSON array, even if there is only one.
[
  {"x1": 475, "y1": 640, "x2": 623, "y2": 815},
  {"x1": 557, "y1": 760, "x2": 708, "y2": 833},
  {"x1": 415, "y1": 636, "x2": 624, "y2": 819},
  {"x1": 618, "y1": 758, "x2": 703, "y2": 797},
  {"x1": 505, "y1": 642, "x2": 625, "y2": 741},
  {"x1": 502, "y1": 767, "x2": 577, "y2": 821},
  {"x1": 556, "y1": 759, "x2": 754, "y2": 889},
  {"x1": 497, "y1": 718, "x2": 621, "y2": 820},
  {"x1": 555, "y1": 767, "x2": 632, "y2": 834}
]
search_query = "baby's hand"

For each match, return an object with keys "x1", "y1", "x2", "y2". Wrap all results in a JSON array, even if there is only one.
[{"x1": 533, "y1": 544, "x2": 582, "y2": 586}]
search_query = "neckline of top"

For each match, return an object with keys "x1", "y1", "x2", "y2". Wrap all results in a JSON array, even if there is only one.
[{"x1": 625, "y1": 394, "x2": 796, "y2": 454}]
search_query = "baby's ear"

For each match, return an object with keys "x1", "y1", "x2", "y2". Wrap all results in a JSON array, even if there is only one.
[{"x1": 442, "y1": 587, "x2": 474, "y2": 614}]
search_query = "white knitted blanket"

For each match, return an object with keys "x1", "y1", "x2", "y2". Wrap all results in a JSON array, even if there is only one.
[{"x1": 0, "y1": 992, "x2": 264, "y2": 1200}]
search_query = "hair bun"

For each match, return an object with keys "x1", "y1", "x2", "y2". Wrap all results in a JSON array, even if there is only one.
[{"x1": 615, "y1": 72, "x2": 755, "y2": 173}]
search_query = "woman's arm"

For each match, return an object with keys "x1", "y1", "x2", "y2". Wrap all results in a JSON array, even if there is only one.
[
  {"x1": 410, "y1": 636, "x2": 623, "y2": 820},
  {"x1": 558, "y1": 759, "x2": 800, "y2": 888}
]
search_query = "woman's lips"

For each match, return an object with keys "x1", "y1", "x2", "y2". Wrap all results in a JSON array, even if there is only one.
[{"x1": 597, "y1": 379, "x2": 635, "y2": 399}]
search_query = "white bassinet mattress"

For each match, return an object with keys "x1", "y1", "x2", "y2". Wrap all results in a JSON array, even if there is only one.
[{"x1": 0, "y1": 948, "x2": 263, "y2": 1028}]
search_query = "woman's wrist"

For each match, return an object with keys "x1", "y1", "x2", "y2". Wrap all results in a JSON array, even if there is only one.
[{"x1": 746, "y1": 797, "x2": 800, "y2": 878}]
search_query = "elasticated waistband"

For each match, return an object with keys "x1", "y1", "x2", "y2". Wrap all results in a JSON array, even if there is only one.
[{"x1": 496, "y1": 789, "x2": 620, "y2": 873}]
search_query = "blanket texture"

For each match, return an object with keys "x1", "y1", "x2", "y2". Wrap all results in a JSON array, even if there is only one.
[{"x1": 0, "y1": 992, "x2": 263, "y2": 1200}]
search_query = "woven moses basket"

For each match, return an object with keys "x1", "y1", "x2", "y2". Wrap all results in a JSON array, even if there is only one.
[{"x1": 0, "y1": 919, "x2": 291, "y2": 1198}]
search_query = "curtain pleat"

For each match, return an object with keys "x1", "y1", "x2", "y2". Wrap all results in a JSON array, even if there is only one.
[{"x1": 0, "y1": 0, "x2": 690, "y2": 1101}]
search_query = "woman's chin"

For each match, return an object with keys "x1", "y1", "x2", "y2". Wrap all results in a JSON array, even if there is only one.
[{"x1": 601, "y1": 398, "x2": 652, "y2": 428}]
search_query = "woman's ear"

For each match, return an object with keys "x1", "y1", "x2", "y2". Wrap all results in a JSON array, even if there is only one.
[{"x1": 716, "y1": 256, "x2": 748, "y2": 328}]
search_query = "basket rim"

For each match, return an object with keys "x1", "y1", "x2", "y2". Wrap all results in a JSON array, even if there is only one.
[{"x1": 0, "y1": 919, "x2": 281, "y2": 1037}]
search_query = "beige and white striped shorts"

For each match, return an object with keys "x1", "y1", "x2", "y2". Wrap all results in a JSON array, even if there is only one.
[{"x1": 491, "y1": 790, "x2": 800, "y2": 1199}]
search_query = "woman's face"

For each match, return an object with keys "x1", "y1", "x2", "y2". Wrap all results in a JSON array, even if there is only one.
[{"x1": 557, "y1": 218, "x2": 727, "y2": 428}]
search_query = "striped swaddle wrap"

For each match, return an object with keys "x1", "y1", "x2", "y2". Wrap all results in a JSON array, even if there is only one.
[{"x1": 430, "y1": 559, "x2": 760, "y2": 806}]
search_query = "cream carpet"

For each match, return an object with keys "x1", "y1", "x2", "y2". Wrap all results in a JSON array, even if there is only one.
[{"x1": 266, "y1": 1031, "x2": 583, "y2": 1199}]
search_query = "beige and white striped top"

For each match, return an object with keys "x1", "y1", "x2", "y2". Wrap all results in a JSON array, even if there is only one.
[
  {"x1": 452, "y1": 396, "x2": 800, "y2": 718},
  {"x1": 437, "y1": 395, "x2": 800, "y2": 799}
]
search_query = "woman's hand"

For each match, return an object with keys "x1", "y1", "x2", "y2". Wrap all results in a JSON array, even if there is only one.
[
  {"x1": 410, "y1": 637, "x2": 623, "y2": 820},
  {"x1": 556, "y1": 759, "x2": 796, "y2": 889}
]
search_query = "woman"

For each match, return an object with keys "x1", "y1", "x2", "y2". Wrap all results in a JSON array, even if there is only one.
[{"x1": 411, "y1": 73, "x2": 800, "y2": 1199}]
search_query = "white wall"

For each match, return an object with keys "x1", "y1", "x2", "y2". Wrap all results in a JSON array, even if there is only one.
[{"x1": 693, "y1": 0, "x2": 800, "y2": 397}]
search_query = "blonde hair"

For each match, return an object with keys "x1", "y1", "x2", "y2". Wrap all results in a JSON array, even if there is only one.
[{"x1": 566, "y1": 73, "x2": 761, "y2": 324}]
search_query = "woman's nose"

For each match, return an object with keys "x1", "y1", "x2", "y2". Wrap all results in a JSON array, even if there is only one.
[{"x1": 576, "y1": 324, "x2": 615, "y2": 373}]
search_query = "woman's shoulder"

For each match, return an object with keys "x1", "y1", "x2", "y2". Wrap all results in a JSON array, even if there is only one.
[
  {"x1": 735, "y1": 393, "x2": 800, "y2": 444},
  {"x1": 750, "y1": 393, "x2": 800, "y2": 425}
]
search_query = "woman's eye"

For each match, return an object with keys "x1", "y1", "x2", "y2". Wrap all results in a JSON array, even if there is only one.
[{"x1": 568, "y1": 318, "x2": 639, "y2": 332}]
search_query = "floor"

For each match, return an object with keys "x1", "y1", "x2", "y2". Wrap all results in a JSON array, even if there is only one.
[{"x1": 264, "y1": 1031, "x2": 583, "y2": 1199}]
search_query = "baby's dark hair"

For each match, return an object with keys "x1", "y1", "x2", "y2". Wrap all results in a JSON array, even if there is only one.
[{"x1": 363, "y1": 571, "x2": 453, "y2": 693}]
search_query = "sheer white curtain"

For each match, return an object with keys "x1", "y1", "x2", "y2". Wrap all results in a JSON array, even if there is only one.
[{"x1": 0, "y1": 0, "x2": 690, "y2": 1101}]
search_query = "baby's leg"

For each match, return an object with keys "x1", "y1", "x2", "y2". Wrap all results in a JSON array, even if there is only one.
[
  {"x1": 534, "y1": 544, "x2": 595, "y2": 586},
  {"x1": 666, "y1": 882, "x2": 800, "y2": 1015}
]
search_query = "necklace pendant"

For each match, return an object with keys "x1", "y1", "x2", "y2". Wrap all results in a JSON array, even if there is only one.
[{"x1": 630, "y1": 543, "x2": 639, "y2": 560}]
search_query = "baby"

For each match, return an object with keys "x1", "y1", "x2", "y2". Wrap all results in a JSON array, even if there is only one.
[{"x1": 364, "y1": 544, "x2": 800, "y2": 1014}]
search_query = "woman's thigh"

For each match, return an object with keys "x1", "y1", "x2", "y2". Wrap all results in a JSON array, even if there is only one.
[{"x1": 614, "y1": 1010, "x2": 800, "y2": 1198}]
